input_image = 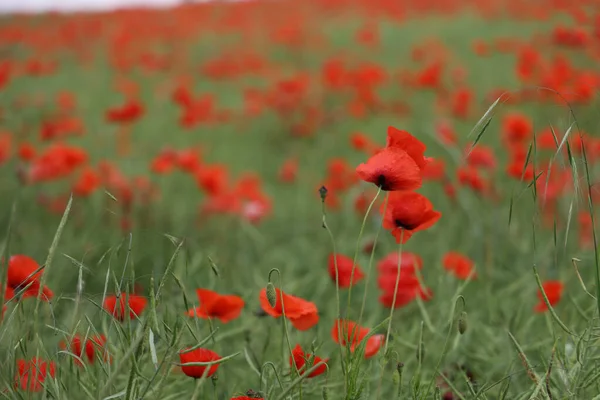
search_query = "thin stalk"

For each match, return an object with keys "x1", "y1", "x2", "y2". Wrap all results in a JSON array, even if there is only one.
[
  {"x1": 358, "y1": 193, "x2": 389, "y2": 326},
  {"x1": 321, "y1": 196, "x2": 346, "y2": 376},
  {"x1": 384, "y1": 232, "x2": 404, "y2": 354},
  {"x1": 345, "y1": 187, "x2": 382, "y2": 317}
]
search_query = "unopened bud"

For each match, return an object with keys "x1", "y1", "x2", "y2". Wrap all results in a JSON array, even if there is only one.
[
  {"x1": 266, "y1": 282, "x2": 277, "y2": 308},
  {"x1": 319, "y1": 186, "x2": 328, "y2": 202},
  {"x1": 246, "y1": 389, "x2": 263, "y2": 399},
  {"x1": 458, "y1": 311, "x2": 467, "y2": 335},
  {"x1": 322, "y1": 387, "x2": 329, "y2": 400}
]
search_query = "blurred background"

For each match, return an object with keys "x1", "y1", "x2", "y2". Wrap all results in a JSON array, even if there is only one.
[{"x1": 1, "y1": 0, "x2": 205, "y2": 13}]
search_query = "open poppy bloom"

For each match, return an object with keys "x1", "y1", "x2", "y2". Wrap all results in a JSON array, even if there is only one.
[
  {"x1": 381, "y1": 191, "x2": 441, "y2": 243},
  {"x1": 331, "y1": 319, "x2": 384, "y2": 359},
  {"x1": 377, "y1": 252, "x2": 432, "y2": 308},
  {"x1": 7, "y1": 255, "x2": 53, "y2": 301},
  {"x1": 503, "y1": 113, "x2": 532, "y2": 144},
  {"x1": 328, "y1": 254, "x2": 364, "y2": 288},
  {"x1": 534, "y1": 281, "x2": 564, "y2": 313},
  {"x1": 259, "y1": 288, "x2": 319, "y2": 330},
  {"x1": 105, "y1": 98, "x2": 144, "y2": 123},
  {"x1": 289, "y1": 344, "x2": 328, "y2": 378},
  {"x1": 187, "y1": 288, "x2": 245, "y2": 323},
  {"x1": 442, "y1": 251, "x2": 476, "y2": 280},
  {"x1": 356, "y1": 127, "x2": 428, "y2": 191},
  {"x1": 15, "y1": 358, "x2": 56, "y2": 392},
  {"x1": 103, "y1": 293, "x2": 147, "y2": 321},
  {"x1": 60, "y1": 334, "x2": 108, "y2": 365},
  {"x1": 179, "y1": 347, "x2": 221, "y2": 378}
]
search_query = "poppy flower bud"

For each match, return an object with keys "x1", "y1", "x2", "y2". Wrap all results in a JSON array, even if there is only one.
[
  {"x1": 322, "y1": 387, "x2": 329, "y2": 400},
  {"x1": 458, "y1": 311, "x2": 467, "y2": 334},
  {"x1": 246, "y1": 389, "x2": 263, "y2": 398},
  {"x1": 397, "y1": 362, "x2": 404, "y2": 374},
  {"x1": 266, "y1": 282, "x2": 277, "y2": 308},
  {"x1": 319, "y1": 186, "x2": 328, "y2": 202}
]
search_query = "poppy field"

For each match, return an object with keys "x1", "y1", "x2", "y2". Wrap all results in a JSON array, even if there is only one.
[{"x1": 1, "y1": 0, "x2": 600, "y2": 399}]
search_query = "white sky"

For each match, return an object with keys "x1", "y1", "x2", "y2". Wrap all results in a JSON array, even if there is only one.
[{"x1": 0, "y1": 0, "x2": 197, "y2": 13}]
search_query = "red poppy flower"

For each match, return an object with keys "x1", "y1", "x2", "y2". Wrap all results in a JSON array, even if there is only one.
[
  {"x1": 18, "y1": 142, "x2": 36, "y2": 161},
  {"x1": 381, "y1": 192, "x2": 441, "y2": 243},
  {"x1": 289, "y1": 344, "x2": 328, "y2": 378},
  {"x1": 442, "y1": 252, "x2": 476, "y2": 280},
  {"x1": 356, "y1": 127, "x2": 428, "y2": 191},
  {"x1": 328, "y1": 254, "x2": 364, "y2": 288},
  {"x1": 106, "y1": 99, "x2": 144, "y2": 124},
  {"x1": 457, "y1": 166, "x2": 487, "y2": 193},
  {"x1": 356, "y1": 148, "x2": 421, "y2": 191},
  {"x1": 327, "y1": 159, "x2": 358, "y2": 191},
  {"x1": 176, "y1": 149, "x2": 202, "y2": 173},
  {"x1": 436, "y1": 121, "x2": 457, "y2": 145},
  {"x1": 350, "y1": 132, "x2": 380, "y2": 154},
  {"x1": 278, "y1": 158, "x2": 298, "y2": 183},
  {"x1": 259, "y1": 288, "x2": 319, "y2": 331},
  {"x1": 15, "y1": 358, "x2": 56, "y2": 392},
  {"x1": 73, "y1": 167, "x2": 101, "y2": 197},
  {"x1": 195, "y1": 164, "x2": 229, "y2": 196},
  {"x1": 231, "y1": 391, "x2": 264, "y2": 400},
  {"x1": 187, "y1": 288, "x2": 245, "y2": 323},
  {"x1": 179, "y1": 348, "x2": 220, "y2": 378},
  {"x1": 465, "y1": 145, "x2": 496, "y2": 169},
  {"x1": 503, "y1": 113, "x2": 532, "y2": 144},
  {"x1": 7, "y1": 255, "x2": 53, "y2": 300},
  {"x1": 534, "y1": 281, "x2": 563, "y2": 313},
  {"x1": 60, "y1": 334, "x2": 108, "y2": 365},
  {"x1": 377, "y1": 252, "x2": 432, "y2": 308},
  {"x1": 231, "y1": 397, "x2": 263, "y2": 400},
  {"x1": 331, "y1": 319, "x2": 384, "y2": 359},
  {"x1": 506, "y1": 147, "x2": 534, "y2": 181},
  {"x1": 422, "y1": 158, "x2": 445, "y2": 181},
  {"x1": 537, "y1": 128, "x2": 559, "y2": 150},
  {"x1": 103, "y1": 293, "x2": 147, "y2": 321}
]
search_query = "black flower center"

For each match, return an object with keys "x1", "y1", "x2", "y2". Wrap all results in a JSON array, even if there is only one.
[{"x1": 394, "y1": 219, "x2": 419, "y2": 230}]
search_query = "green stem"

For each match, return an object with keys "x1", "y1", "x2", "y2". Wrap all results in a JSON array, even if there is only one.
[
  {"x1": 268, "y1": 269, "x2": 298, "y2": 379},
  {"x1": 321, "y1": 200, "x2": 346, "y2": 380},
  {"x1": 358, "y1": 193, "x2": 389, "y2": 326},
  {"x1": 345, "y1": 187, "x2": 382, "y2": 319},
  {"x1": 384, "y1": 232, "x2": 404, "y2": 354}
]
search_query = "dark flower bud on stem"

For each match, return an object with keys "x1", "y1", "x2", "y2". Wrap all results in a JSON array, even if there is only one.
[{"x1": 319, "y1": 186, "x2": 328, "y2": 202}]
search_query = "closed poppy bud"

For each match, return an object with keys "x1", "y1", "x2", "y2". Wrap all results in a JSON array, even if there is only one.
[
  {"x1": 458, "y1": 311, "x2": 467, "y2": 334},
  {"x1": 322, "y1": 387, "x2": 328, "y2": 400},
  {"x1": 266, "y1": 282, "x2": 277, "y2": 308},
  {"x1": 395, "y1": 362, "x2": 404, "y2": 393},
  {"x1": 319, "y1": 186, "x2": 328, "y2": 201}
]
